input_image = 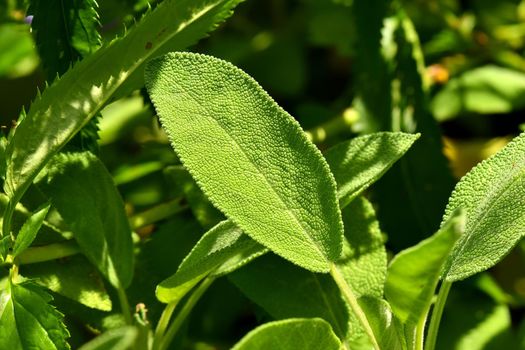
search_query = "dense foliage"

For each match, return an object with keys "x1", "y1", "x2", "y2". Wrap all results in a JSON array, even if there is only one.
[{"x1": 0, "y1": 0, "x2": 525, "y2": 349}]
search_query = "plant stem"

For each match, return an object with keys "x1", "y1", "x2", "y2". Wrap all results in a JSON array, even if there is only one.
[
  {"x1": 152, "y1": 302, "x2": 177, "y2": 350},
  {"x1": 414, "y1": 313, "x2": 427, "y2": 350},
  {"x1": 117, "y1": 285, "x2": 133, "y2": 325},
  {"x1": 330, "y1": 264, "x2": 381, "y2": 350},
  {"x1": 159, "y1": 277, "x2": 214, "y2": 350},
  {"x1": 424, "y1": 281, "x2": 452, "y2": 350},
  {"x1": 129, "y1": 198, "x2": 187, "y2": 230},
  {"x1": 16, "y1": 241, "x2": 80, "y2": 264}
]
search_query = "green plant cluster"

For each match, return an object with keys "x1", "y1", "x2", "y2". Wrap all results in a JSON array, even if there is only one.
[{"x1": 0, "y1": 0, "x2": 524, "y2": 349}]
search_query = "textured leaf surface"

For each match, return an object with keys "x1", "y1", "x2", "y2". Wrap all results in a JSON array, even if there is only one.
[
  {"x1": 385, "y1": 210, "x2": 465, "y2": 324},
  {"x1": 325, "y1": 132, "x2": 419, "y2": 207},
  {"x1": 432, "y1": 65, "x2": 525, "y2": 121},
  {"x1": 4, "y1": 0, "x2": 245, "y2": 229},
  {"x1": 36, "y1": 152, "x2": 133, "y2": 288},
  {"x1": 156, "y1": 220, "x2": 266, "y2": 303},
  {"x1": 12, "y1": 204, "x2": 50, "y2": 258},
  {"x1": 230, "y1": 196, "x2": 385, "y2": 344},
  {"x1": 146, "y1": 52, "x2": 343, "y2": 272},
  {"x1": 0, "y1": 281, "x2": 70, "y2": 350},
  {"x1": 231, "y1": 318, "x2": 341, "y2": 350},
  {"x1": 335, "y1": 197, "x2": 387, "y2": 299},
  {"x1": 21, "y1": 255, "x2": 112, "y2": 311},
  {"x1": 442, "y1": 132, "x2": 525, "y2": 281},
  {"x1": 29, "y1": 0, "x2": 101, "y2": 79}
]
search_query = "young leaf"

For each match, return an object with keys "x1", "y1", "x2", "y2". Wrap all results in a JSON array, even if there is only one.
[
  {"x1": 442, "y1": 132, "x2": 525, "y2": 281},
  {"x1": 231, "y1": 318, "x2": 342, "y2": 350},
  {"x1": 36, "y1": 152, "x2": 133, "y2": 288},
  {"x1": 358, "y1": 298, "x2": 405, "y2": 350},
  {"x1": 0, "y1": 280, "x2": 70, "y2": 350},
  {"x1": 145, "y1": 52, "x2": 343, "y2": 272},
  {"x1": 385, "y1": 210, "x2": 465, "y2": 325},
  {"x1": 4, "y1": 0, "x2": 246, "y2": 233},
  {"x1": 12, "y1": 204, "x2": 50, "y2": 258},
  {"x1": 28, "y1": 0, "x2": 101, "y2": 79},
  {"x1": 156, "y1": 220, "x2": 266, "y2": 303},
  {"x1": 21, "y1": 255, "x2": 112, "y2": 311},
  {"x1": 77, "y1": 326, "x2": 137, "y2": 350},
  {"x1": 324, "y1": 132, "x2": 419, "y2": 207}
]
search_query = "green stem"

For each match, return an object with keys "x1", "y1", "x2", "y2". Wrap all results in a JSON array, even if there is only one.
[
  {"x1": 117, "y1": 285, "x2": 132, "y2": 325},
  {"x1": 159, "y1": 277, "x2": 214, "y2": 350},
  {"x1": 330, "y1": 264, "x2": 380, "y2": 350},
  {"x1": 16, "y1": 241, "x2": 80, "y2": 264},
  {"x1": 424, "y1": 281, "x2": 452, "y2": 350},
  {"x1": 152, "y1": 302, "x2": 177, "y2": 350},
  {"x1": 414, "y1": 313, "x2": 427, "y2": 350},
  {"x1": 129, "y1": 198, "x2": 187, "y2": 230}
]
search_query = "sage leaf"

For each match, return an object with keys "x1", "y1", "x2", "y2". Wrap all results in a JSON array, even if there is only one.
[
  {"x1": 0, "y1": 280, "x2": 70, "y2": 350},
  {"x1": 156, "y1": 220, "x2": 267, "y2": 303},
  {"x1": 231, "y1": 318, "x2": 342, "y2": 350},
  {"x1": 36, "y1": 152, "x2": 133, "y2": 288},
  {"x1": 4, "y1": 0, "x2": 246, "y2": 232},
  {"x1": 145, "y1": 52, "x2": 343, "y2": 272},
  {"x1": 325, "y1": 131, "x2": 419, "y2": 208},
  {"x1": 442, "y1": 132, "x2": 525, "y2": 281},
  {"x1": 385, "y1": 210, "x2": 465, "y2": 325},
  {"x1": 21, "y1": 255, "x2": 112, "y2": 311},
  {"x1": 358, "y1": 298, "x2": 404, "y2": 350},
  {"x1": 78, "y1": 326, "x2": 137, "y2": 350},
  {"x1": 12, "y1": 204, "x2": 50, "y2": 258}
]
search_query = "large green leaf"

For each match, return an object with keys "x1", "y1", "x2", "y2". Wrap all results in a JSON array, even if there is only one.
[
  {"x1": 156, "y1": 220, "x2": 266, "y2": 303},
  {"x1": 231, "y1": 318, "x2": 341, "y2": 350},
  {"x1": 442, "y1": 132, "x2": 525, "y2": 281},
  {"x1": 385, "y1": 210, "x2": 465, "y2": 325},
  {"x1": 432, "y1": 65, "x2": 525, "y2": 121},
  {"x1": 36, "y1": 152, "x2": 133, "y2": 288},
  {"x1": 0, "y1": 280, "x2": 70, "y2": 350},
  {"x1": 325, "y1": 132, "x2": 419, "y2": 207},
  {"x1": 3, "y1": 0, "x2": 246, "y2": 234},
  {"x1": 145, "y1": 52, "x2": 343, "y2": 272}
]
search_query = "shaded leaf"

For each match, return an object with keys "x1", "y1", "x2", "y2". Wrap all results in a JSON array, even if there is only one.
[
  {"x1": 442, "y1": 132, "x2": 525, "y2": 281},
  {"x1": 385, "y1": 210, "x2": 465, "y2": 324},
  {"x1": 0, "y1": 280, "x2": 70, "y2": 350},
  {"x1": 78, "y1": 326, "x2": 137, "y2": 350},
  {"x1": 325, "y1": 132, "x2": 419, "y2": 207},
  {"x1": 156, "y1": 220, "x2": 266, "y2": 303},
  {"x1": 36, "y1": 152, "x2": 133, "y2": 288},
  {"x1": 12, "y1": 204, "x2": 50, "y2": 258},
  {"x1": 231, "y1": 318, "x2": 341, "y2": 350},
  {"x1": 146, "y1": 52, "x2": 343, "y2": 272},
  {"x1": 359, "y1": 297, "x2": 404, "y2": 350}
]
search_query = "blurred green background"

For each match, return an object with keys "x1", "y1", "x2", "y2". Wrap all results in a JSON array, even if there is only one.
[{"x1": 1, "y1": 0, "x2": 525, "y2": 348}]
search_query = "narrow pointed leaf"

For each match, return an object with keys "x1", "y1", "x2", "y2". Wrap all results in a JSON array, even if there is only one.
[
  {"x1": 78, "y1": 326, "x2": 137, "y2": 350},
  {"x1": 231, "y1": 318, "x2": 341, "y2": 350},
  {"x1": 443, "y1": 132, "x2": 525, "y2": 281},
  {"x1": 385, "y1": 210, "x2": 465, "y2": 324},
  {"x1": 156, "y1": 220, "x2": 266, "y2": 303},
  {"x1": 36, "y1": 152, "x2": 133, "y2": 288},
  {"x1": 325, "y1": 132, "x2": 419, "y2": 207},
  {"x1": 0, "y1": 280, "x2": 70, "y2": 350},
  {"x1": 12, "y1": 204, "x2": 50, "y2": 258},
  {"x1": 4, "y1": 0, "x2": 246, "y2": 230},
  {"x1": 145, "y1": 52, "x2": 343, "y2": 272}
]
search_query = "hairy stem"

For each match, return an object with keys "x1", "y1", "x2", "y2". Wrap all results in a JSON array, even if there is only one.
[
  {"x1": 16, "y1": 241, "x2": 80, "y2": 264},
  {"x1": 424, "y1": 281, "x2": 452, "y2": 350},
  {"x1": 159, "y1": 277, "x2": 214, "y2": 350},
  {"x1": 330, "y1": 264, "x2": 381, "y2": 350}
]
